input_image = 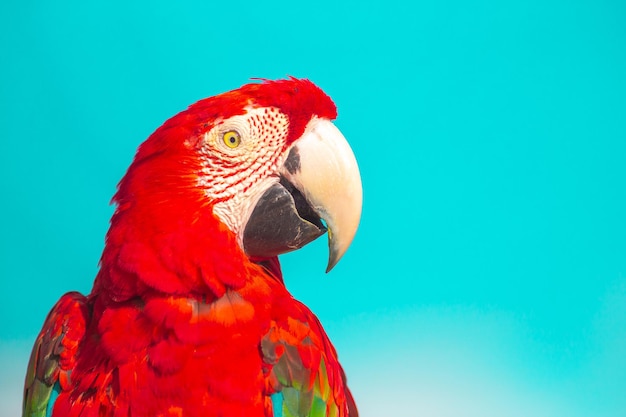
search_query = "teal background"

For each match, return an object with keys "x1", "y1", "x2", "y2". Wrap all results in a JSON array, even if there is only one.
[{"x1": 1, "y1": 1, "x2": 625, "y2": 415}]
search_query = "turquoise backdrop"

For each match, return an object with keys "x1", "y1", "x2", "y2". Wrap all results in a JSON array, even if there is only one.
[{"x1": 1, "y1": 1, "x2": 625, "y2": 415}]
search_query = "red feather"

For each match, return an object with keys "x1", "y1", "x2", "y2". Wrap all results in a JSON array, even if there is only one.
[{"x1": 23, "y1": 78, "x2": 356, "y2": 417}]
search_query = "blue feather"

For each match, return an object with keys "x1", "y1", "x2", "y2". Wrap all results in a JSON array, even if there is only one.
[
  {"x1": 271, "y1": 392, "x2": 284, "y2": 417},
  {"x1": 45, "y1": 382, "x2": 61, "y2": 417}
]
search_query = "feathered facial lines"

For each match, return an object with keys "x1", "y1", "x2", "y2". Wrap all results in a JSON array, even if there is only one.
[
  {"x1": 198, "y1": 106, "x2": 286, "y2": 165},
  {"x1": 196, "y1": 106, "x2": 289, "y2": 198}
]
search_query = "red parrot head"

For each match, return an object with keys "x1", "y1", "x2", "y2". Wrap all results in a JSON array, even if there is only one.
[{"x1": 98, "y1": 78, "x2": 362, "y2": 300}]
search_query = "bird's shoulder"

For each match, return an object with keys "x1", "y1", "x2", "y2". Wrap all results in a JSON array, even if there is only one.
[
  {"x1": 261, "y1": 295, "x2": 358, "y2": 417},
  {"x1": 23, "y1": 291, "x2": 91, "y2": 417}
]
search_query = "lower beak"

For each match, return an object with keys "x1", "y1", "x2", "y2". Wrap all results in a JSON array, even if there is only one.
[{"x1": 242, "y1": 119, "x2": 362, "y2": 272}]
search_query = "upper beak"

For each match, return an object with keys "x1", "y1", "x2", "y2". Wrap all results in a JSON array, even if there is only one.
[{"x1": 242, "y1": 118, "x2": 362, "y2": 272}]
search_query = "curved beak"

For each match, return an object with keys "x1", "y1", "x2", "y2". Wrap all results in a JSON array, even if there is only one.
[{"x1": 243, "y1": 119, "x2": 362, "y2": 272}]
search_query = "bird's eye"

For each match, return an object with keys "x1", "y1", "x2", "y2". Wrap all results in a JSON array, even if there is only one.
[{"x1": 222, "y1": 130, "x2": 241, "y2": 148}]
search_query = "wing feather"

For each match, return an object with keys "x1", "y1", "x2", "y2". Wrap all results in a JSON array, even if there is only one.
[
  {"x1": 23, "y1": 292, "x2": 90, "y2": 417},
  {"x1": 262, "y1": 302, "x2": 357, "y2": 417}
]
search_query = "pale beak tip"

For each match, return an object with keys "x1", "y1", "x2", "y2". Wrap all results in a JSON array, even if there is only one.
[
  {"x1": 325, "y1": 226, "x2": 356, "y2": 273},
  {"x1": 326, "y1": 250, "x2": 340, "y2": 273}
]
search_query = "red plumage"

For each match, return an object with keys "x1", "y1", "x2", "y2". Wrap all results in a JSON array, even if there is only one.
[{"x1": 23, "y1": 78, "x2": 357, "y2": 417}]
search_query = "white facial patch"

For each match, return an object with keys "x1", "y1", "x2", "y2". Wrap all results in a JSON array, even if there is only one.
[{"x1": 196, "y1": 106, "x2": 290, "y2": 240}]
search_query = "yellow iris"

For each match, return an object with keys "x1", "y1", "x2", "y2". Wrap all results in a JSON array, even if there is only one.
[{"x1": 222, "y1": 130, "x2": 241, "y2": 148}]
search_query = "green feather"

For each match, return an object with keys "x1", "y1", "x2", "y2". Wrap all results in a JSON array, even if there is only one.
[{"x1": 310, "y1": 396, "x2": 327, "y2": 417}]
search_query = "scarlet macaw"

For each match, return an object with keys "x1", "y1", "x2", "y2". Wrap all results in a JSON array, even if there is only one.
[{"x1": 23, "y1": 78, "x2": 362, "y2": 417}]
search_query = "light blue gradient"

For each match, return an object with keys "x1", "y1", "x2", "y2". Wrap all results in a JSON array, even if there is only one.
[{"x1": 1, "y1": 0, "x2": 625, "y2": 416}]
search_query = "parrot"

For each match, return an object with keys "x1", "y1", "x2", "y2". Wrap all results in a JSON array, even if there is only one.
[{"x1": 22, "y1": 78, "x2": 362, "y2": 417}]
